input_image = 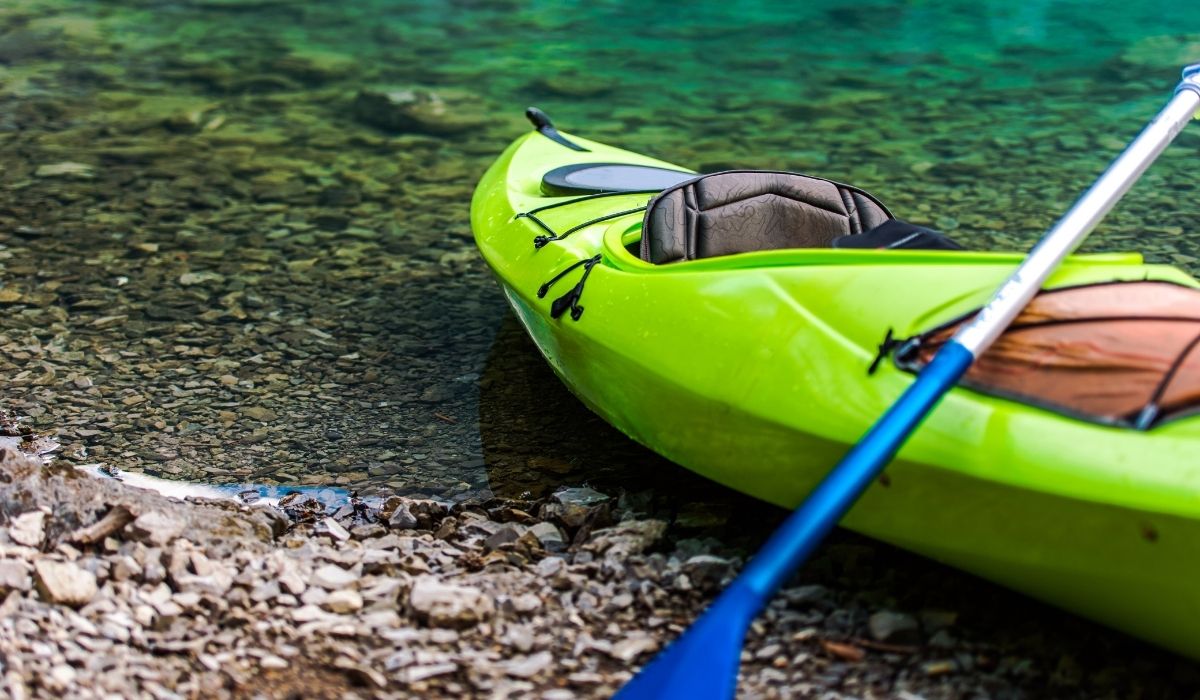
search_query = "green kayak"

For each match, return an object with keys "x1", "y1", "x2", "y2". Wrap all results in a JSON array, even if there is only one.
[{"x1": 471, "y1": 112, "x2": 1200, "y2": 658}]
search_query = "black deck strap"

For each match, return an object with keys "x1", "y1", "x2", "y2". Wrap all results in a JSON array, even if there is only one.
[
  {"x1": 537, "y1": 256, "x2": 592, "y2": 298},
  {"x1": 1134, "y1": 328, "x2": 1200, "y2": 429},
  {"x1": 515, "y1": 211, "x2": 558, "y2": 239},
  {"x1": 518, "y1": 189, "x2": 662, "y2": 217},
  {"x1": 529, "y1": 206, "x2": 648, "y2": 249},
  {"x1": 526, "y1": 107, "x2": 589, "y2": 152},
  {"x1": 833, "y1": 220, "x2": 966, "y2": 251},
  {"x1": 516, "y1": 191, "x2": 657, "y2": 249}
]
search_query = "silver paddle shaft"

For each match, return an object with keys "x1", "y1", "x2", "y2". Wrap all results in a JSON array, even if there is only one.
[{"x1": 955, "y1": 66, "x2": 1200, "y2": 355}]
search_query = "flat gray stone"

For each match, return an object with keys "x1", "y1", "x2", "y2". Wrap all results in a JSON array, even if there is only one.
[
  {"x1": 33, "y1": 560, "x2": 97, "y2": 607},
  {"x1": 311, "y1": 564, "x2": 359, "y2": 589},
  {"x1": 0, "y1": 559, "x2": 32, "y2": 592},
  {"x1": 501, "y1": 650, "x2": 553, "y2": 678},
  {"x1": 127, "y1": 511, "x2": 186, "y2": 547},
  {"x1": 528, "y1": 522, "x2": 566, "y2": 552},
  {"x1": 323, "y1": 589, "x2": 363, "y2": 614},
  {"x1": 9, "y1": 511, "x2": 46, "y2": 547},
  {"x1": 869, "y1": 610, "x2": 922, "y2": 645},
  {"x1": 409, "y1": 576, "x2": 493, "y2": 628}
]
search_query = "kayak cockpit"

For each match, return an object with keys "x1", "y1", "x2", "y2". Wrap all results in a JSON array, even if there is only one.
[{"x1": 542, "y1": 168, "x2": 967, "y2": 264}]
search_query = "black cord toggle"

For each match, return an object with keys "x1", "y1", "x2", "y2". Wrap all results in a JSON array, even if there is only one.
[
  {"x1": 868, "y1": 328, "x2": 903, "y2": 375},
  {"x1": 551, "y1": 282, "x2": 586, "y2": 320},
  {"x1": 538, "y1": 255, "x2": 601, "y2": 321}
]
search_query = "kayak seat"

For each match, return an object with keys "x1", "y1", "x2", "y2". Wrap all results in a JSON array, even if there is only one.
[
  {"x1": 832, "y1": 220, "x2": 966, "y2": 251},
  {"x1": 640, "y1": 170, "x2": 893, "y2": 264}
]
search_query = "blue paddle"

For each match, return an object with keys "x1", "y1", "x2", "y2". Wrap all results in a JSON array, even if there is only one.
[{"x1": 616, "y1": 64, "x2": 1200, "y2": 700}]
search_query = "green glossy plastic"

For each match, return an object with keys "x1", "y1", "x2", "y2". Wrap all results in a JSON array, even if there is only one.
[{"x1": 471, "y1": 129, "x2": 1200, "y2": 658}]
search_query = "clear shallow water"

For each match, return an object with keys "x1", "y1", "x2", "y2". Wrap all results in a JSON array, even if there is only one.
[{"x1": 1, "y1": 0, "x2": 1199, "y2": 500}]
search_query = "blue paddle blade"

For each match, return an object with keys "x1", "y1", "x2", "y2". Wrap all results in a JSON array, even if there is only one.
[{"x1": 615, "y1": 582, "x2": 759, "y2": 700}]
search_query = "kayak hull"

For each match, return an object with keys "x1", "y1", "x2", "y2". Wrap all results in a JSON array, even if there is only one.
[{"x1": 472, "y1": 128, "x2": 1200, "y2": 658}]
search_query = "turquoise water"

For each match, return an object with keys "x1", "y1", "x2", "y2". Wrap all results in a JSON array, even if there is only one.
[
  {"x1": 1, "y1": 0, "x2": 1199, "y2": 498},
  {"x1": 65, "y1": 1, "x2": 1200, "y2": 252}
]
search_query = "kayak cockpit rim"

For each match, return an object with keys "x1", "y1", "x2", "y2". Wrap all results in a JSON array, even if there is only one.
[{"x1": 596, "y1": 218, "x2": 1146, "y2": 273}]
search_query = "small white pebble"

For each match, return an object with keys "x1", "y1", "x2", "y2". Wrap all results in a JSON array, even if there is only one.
[
  {"x1": 49, "y1": 664, "x2": 76, "y2": 687},
  {"x1": 261, "y1": 655, "x2": 289, "y2": 670}
]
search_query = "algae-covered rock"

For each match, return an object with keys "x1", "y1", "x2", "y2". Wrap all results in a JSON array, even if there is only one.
[
  {"x1": 0, "y1": 28, "x2": 58, "y2": 64},
  {"x1": 272, "y1": 49, "x2": 359, "y2": 84},
  {"x1": 1111, "y1": 34, "x2": 1200, "y2": 78},
  {"x1": 34, "y1": 162, "x2": 95, "y2": 179},
  {"x1": 531, "y1": 71, "x2": 617, "y2": 99},
  {"x1": 94, "y1": 92, "x2": 222, "y2": 134},
  {"x1": 187, "y1": 0, "x2": 301, "y2": 8},
  {"x1": 352, "y1": 87, "x2": 488, "y2": 136},
  {"x1": 27, "y1": 15, "x2": 103, "y2": 43}
]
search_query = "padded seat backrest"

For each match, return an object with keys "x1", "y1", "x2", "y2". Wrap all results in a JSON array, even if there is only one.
[{"x1": 640, "y1": 170, "x2": 893, "y2": 264}]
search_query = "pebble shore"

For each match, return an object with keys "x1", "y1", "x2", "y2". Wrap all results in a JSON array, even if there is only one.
[{"x1": 4, "y1": 445, "x2": 1199, "y2": 699}]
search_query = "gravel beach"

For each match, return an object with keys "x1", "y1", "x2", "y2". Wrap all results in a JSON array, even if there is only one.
[{"x1": 3, "y1": 442, "x2": 1199, "y2": 699}]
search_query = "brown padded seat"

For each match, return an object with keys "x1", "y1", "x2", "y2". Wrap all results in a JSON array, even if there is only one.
[{"x1": 640, "y1": 170, "x2": 893, "y2": 264}]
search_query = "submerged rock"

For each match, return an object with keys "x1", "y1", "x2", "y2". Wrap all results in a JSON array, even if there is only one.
[
  {"x1": 553, "y1": 486, "x2": 610, "y2": 507},
  {"x1": 352, "y1": 87, "x2": 488, "y2": 136},
  {"x1": 1115, "y1": 34, "x2": 1200, "y2": 75},
  {"x1": 0, "y1": 29, "x2": 58, "y2": 64},
  {"x1": 531, "y1": 72, "x2": 617, "y2": 99},
  {"x1": 271, "y1": 50, "x2": 358, "y2": 83},
  {"x1": 34, "y1": 162, "x2": 94, "y2": 179}
]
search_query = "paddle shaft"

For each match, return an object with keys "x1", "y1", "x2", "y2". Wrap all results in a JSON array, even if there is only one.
[
  {"x1": 618, "y1": 64, "x2": 1200, "y2": 700},
  {"x1": 956, "y1": 70, "x2": 1200, "y2": 355}
]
